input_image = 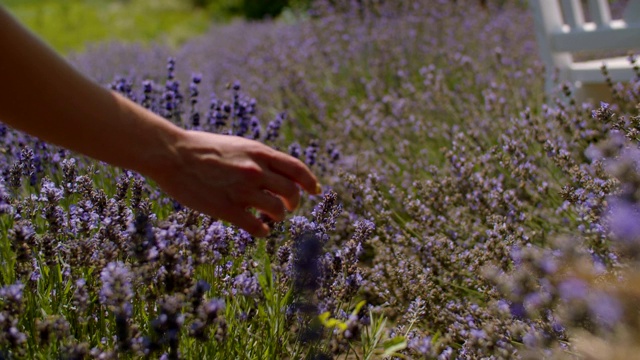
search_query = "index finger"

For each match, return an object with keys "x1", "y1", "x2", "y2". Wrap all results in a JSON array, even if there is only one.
[{"x1": 268, "y1": 151, "x2": 320, "y2": 195}]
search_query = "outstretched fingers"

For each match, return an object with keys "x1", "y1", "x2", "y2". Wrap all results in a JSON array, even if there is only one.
[
  {"x1": 250, "y1": 190, "x2": 287, "y2": 223},
  {"x1": 267, "y1": 151, "x2": 320, "y2": 196},
  {"x1": 261, "y1": 171, "x2": 301, "y2": 211},
  {"x1": 219, "y1": 189, "x2": 286, "y2": 237},
  {"x1": 224, "y1": 206, "x2": 270, "y2": 238}
]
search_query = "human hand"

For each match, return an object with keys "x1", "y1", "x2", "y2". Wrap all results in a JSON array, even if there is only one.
[
  {"x1": 150, "y1": 130, "x2": 321, "y2": 237},
  {"x1": 0, "y1": 7, "x2": 319, "y2": 237}
]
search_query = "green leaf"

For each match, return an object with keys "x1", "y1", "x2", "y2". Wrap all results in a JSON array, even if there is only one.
[
  {"x1": 373, "y1": 316, "x2": 387, "y2": 344},
  {"x1": 318, "y1": 312, "x2": 331, "y2": 322},
  {"x1": 319, "y1": 312, "x2": 348, "y2": 331},
  {"x1": 352, "y1": 299, "x2": 367, "y2": 316},
  {"x1": 256, "y1": 238, "x2": 274, "y2": 304},
  {"x1": 432, "y1": 330, "x2": 441, "y2": 343},
  {"x1": 325, "y1": 318, "x2": 348, "y2": 331},
  {"x1": 382, "y1": 336, "x2": 407, "y2": 356}
]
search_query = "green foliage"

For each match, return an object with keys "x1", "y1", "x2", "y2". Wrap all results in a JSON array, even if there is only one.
[
  {"x1": 2, "y1": 0, "x2": 212, "y2": 53},
  {"x1": 190, "y1": 0, "x2": 312, "y2": 20},
  {"x1": 196, "y1": 0, "x2": 243, "y2": 19},
  {"x1": 320, "y1": 301, "x2": 407, "y2": 359},
  {"x1": 242, "y1": 0, "x2": 289, "y2": 19},
  {"x1": 2, "y1": 0, "x2": 316, "y2": 53}
]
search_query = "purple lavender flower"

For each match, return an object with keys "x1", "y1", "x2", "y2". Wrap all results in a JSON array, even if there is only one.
[
  {"x1": 0, "y1": 283, "x2": 24, "y2": 305},
  {"x1": 189, "y1": 74, "x2": 202, "y2": 128},
  {"x1": 10, "y1": 221, "x2": 36, "y2": 279},
  {"x1": 202, "y1": 298, "x2": 225, "y2": 318},
  {"x1": 127, "y1": 213, "x2": 158, "y2": 262},
  {"x1": 508, "y1": 301, "x2": 526, "y2": 319},
  {"x1": 99, "y1": 262, "x2": 134, "y2": 312},
  {"x1": 558, "y1": 278, "x2": 588, "y2": 301},
  {"x1": 311, "y1": 190, "x2": 341, "y2": 240},
  {"x1": 0, "y1": 180, "x2": 12, "y2": 214},
  {"x1": 190, "y1": 296, "x2": 226, "y2": 341},
  {"x1": 265, "y1": 112, "x2": 285, "y2": 142},
  {"x1": 250, "y1": 116, "x2": 261, "y2": 140},
  {"x1": 232, "y1": 271, "x2": 261, "y2": 298},
  {"x1": 141, "y1": 79, "x2": 157, "y2": 111},
  {"x1": 166, "y1": 57, "x2": 176, "y2": 80},
  {"x1": 232, "y1": 229, "x2": 255, "y2": 256},
  {"x1": 292, "y1": 231, "x2": 323, "y2": 293},
  {"x1": 326, "y1": 142, "x2": 340, "y2": 163},
  {"x1": 289, "y1": 216, "x2": 317, "y2": 239},
  {"x1": 288, "y1": 143, "x2": 301, "y2": 159},
  {"x1": 408, "y1": 335, "x2": 433, "y2": 355},
  {"x1": 19, "y1": 148, "x2": 35, "y2": 180},
  {"x1": 203, "y1": 221, "x2": 231, "y2": 258},
  {"x1": 588, "y1": 291, "x2": 623, "y2": 328},
  {"x1": 607, "y1": 198, "x2": 640, "y2": 245},
  {"x1": 110, "y1": 76, "x2": 135, "y2": 101},
  {"x1": 148, "y1": 295, "x2": 185, "y2": 359},
  {"x1": 304, "y1": 140, "x2": 319, "y2": 166},
  {"x1": 0, "y1": 282, "x2": 27, "y2": 350}
]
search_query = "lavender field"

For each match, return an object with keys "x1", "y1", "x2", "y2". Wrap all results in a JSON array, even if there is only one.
[{"x1": 1, "y1": 1, "x2": 640, "y2": 359}]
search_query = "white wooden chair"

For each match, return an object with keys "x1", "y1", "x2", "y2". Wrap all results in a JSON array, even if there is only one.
[{"x1": 529, "y1": 0, "x2": 640, "y2": 101}]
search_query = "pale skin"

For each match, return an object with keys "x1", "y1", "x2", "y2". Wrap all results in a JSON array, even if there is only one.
[{"x1": 0, "y1": 7, "x2": 321, "y2": 237}]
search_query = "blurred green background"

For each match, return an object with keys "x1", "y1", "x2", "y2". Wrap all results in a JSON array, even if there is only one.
[{"x1": 1, "y1": 0, "x2": 310, "y2": 54}]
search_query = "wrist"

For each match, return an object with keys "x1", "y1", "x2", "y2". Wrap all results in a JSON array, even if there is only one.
[{"x1": 137, "y1": 118, "x2": 187, "y2": 183}]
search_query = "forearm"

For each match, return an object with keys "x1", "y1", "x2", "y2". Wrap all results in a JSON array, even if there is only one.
[{"x1": 0, "y1": 7, "x2": 182, "y2": 178}]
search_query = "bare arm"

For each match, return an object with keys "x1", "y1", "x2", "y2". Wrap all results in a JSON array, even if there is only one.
[{"x1": 0, "y1": 7, "x2": 320, "y2": 236}]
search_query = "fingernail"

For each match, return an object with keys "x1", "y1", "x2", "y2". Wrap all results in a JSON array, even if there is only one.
[{"x1": 315, "y1": 182, "x2": 322, "y2": 194}]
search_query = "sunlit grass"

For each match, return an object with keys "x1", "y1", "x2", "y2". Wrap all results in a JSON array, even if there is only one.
[{"x1": 2, "y1": 0, "x2": 213, "y2": 53}]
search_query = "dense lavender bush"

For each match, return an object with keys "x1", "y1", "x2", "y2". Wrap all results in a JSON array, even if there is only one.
[{"x1": 1, "y1": 0, "x2": 640, "y2": 359}]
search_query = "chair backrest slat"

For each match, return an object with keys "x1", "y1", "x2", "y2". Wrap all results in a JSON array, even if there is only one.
[
  {"x1": 552, "y1": 23, "x2": 640, "y2": 52},
  {"x1": 561, "y1": 0, "x2": 585, "y2": 28},
  {"x1": 588, "y1": 0, "x2": 611, "y2": 26}
]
